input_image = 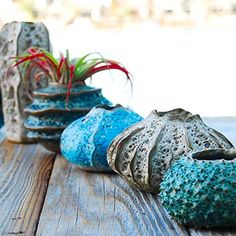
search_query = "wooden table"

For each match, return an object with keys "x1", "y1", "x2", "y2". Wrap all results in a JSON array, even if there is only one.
[{"x1": 0, "y1": 117, "x2": 236, "y2": 236}]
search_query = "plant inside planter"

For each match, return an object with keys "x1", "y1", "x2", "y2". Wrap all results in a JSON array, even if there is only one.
[{"x1": 9, "y1": 47, "x2": 131, "y2": 153}]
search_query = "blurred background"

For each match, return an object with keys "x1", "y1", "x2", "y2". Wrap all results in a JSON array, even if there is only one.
[{"x1": 1, "y1": 0, "x2": 236, "y2": 117}]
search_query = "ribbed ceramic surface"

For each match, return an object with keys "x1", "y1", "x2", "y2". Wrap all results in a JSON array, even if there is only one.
[
  {"x1": 61, "y1": 105, "x2": 143, "y2": 171},
  {"x1": 160, "y1": 149, "x2": 236, "y2": 228},
  {"x1": 24, "y1": 84, "x2": 111, "y2": 153},
  {"x1": 107, "y1": 108, "x2": 234, "y2": 192}
]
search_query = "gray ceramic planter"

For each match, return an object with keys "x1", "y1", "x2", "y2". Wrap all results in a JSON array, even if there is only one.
[
  {"x1": 107, "y1": 108, "x2": 234, "y2": 192},
  {"x1": 0, "y1": 21, "x2": 51, "y2": 143},
  {"x1": 24, "y1": 83, "x2": 111, "y2": 153},
  {"x1": 160, "y1": 149, "x2": 236, "y2": 228}
]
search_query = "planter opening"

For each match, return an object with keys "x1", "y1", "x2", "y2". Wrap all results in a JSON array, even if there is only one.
[{"x1": 192, "y1": 149, "x2": 236, "y2": 161}]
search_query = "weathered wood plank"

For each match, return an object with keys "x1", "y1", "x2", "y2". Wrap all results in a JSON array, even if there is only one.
[
  {"x1": 36, "y1": 117, "x2": 236, "y2": 236},
  {"x1": 189, "y1": 117, "x2": 236, "y2": 236},
  {"x1": 36, "y1": 155, "x2": 189, "y2": 236},
  {"x1": 0, "y1": 132, "x2": 56, "y2": 235}
]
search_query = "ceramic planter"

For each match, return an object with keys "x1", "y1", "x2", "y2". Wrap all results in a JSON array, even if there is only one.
[
  {"x1": 24, "y1": 83, "x2": 111, "y2": 153},
  {"x1": 61, "y1": 105, "x2": 143, "y2": 171},
  {"x1": 107, "y1": 108, "x2": 234, "y2": 192},
  {"x1": 0, "y1": 21, "x2": 51, "y2": 142},
  {"x1": 159, "y1": 149, "x2": 236, "y2": 228}
]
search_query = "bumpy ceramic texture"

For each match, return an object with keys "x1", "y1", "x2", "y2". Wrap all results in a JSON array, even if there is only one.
[
  {"x1": 107, "y1": 108, "x2": 234, "y2": 192},
  {"x1": 24, "y1": 84, "x2": 111, "y2": 153},
  {"x1": 61, "y1": 105, "x2": 143, "y2": 171},
  {"x1": 0, "y1": 21, "x2": 50, "y2": 143},
  {"x1": 159, "y1": 149, "x2": 236, "y2": 228}
]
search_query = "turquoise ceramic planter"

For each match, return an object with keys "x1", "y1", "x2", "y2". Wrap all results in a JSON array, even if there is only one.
[
  {"x1": 159, "y1": 149, "x2": 236, "y2": 228},
  {"x1": 24, "y1": 83, "x2": 111, "y2": 153},
  {"x1": 60, "y1": 105, "x2": 143, "y2": 172}
]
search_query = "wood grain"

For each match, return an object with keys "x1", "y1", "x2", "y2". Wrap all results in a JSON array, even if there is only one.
[
  {"x1": 0, "y1": 118, "x2": 230, "y2": 235},
  {"x1": 36, "y1": 155, "x2": 189, "y2": 236},
  {"x1": 36, "y1": 118, "x2": 236, "y2": 236},
  {"x1": 0, "y1": 130, "x2": 56, "y2": 235}
]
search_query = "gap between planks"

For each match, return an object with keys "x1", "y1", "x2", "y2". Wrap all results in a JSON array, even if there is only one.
[
  {"x1": 36, "y1": 155, "x2": 189, "y2": 236},
  {"x1": 1, "y1": 117, "x2": 236, "y2": 236},
  {"x1": 35, "y1": 117, "x2": 236, "y2": 236}
]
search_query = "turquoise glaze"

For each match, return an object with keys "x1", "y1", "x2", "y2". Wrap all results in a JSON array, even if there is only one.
[
  {"x1": 60, "y1": 105, "x2": 143, "y2": 171},
  {"x1": 24, "y1": 83, "x2": 111, "y2": 153},
  {"x1": 159, "y1": 149, "x2": 236, "y2": 228}
]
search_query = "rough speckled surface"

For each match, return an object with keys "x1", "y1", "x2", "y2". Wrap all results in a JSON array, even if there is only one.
[
  {"x1": 25, "y1": 84, "x2": 111, "y2": 153},
  {"x1": 107, "y1": 108, "x2": 234, "y2": 192},
  {"x1": 159, "y1": 149, "x2": 236, "y2": 228},
  {"x1": 0, "y1": 21, "x2": 50, "y2": 142},
  {"x1": 61, "y1": 105, "x2": 143, "y2": 171}
]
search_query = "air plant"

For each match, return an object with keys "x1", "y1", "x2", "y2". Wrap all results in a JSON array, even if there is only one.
[{"x1": 9, "y1": 47, "x2": 132, "y2": 103}]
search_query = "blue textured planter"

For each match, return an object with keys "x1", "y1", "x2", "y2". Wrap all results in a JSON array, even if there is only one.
[
  {"x1": 24, "y1": 83, "x2": 111, "y2": 153},
  {"x1": 159, "y1": 149, "x2": 236, "y2": 228},
  {"x1": 61, "y1": 105, "x2": 143, "y2": 171}
]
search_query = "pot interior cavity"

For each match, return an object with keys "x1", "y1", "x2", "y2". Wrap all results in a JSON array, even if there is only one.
[{"x1": 192, "y1": 149, "x2": 236, "y2": 161}]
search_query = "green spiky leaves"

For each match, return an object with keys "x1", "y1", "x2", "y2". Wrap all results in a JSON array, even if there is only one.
[
  {"x1": 9, "y1": 48, "x2": 131, "y2": 85},
  {"x1": 9, "y1": 47, "x2": 132, "y2": 104}
]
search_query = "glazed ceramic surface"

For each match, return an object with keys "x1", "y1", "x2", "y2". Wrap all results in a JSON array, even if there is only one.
[
  {"x1": 24, "y1": 83, "x2": 111, "y2": 153},
  {"x1": 0, "y1": 21, "x2": 50, "y2": 143},
  {"x1": 61, "y1": 105, "x2": 143, "y2": 171},
  {"x1": 107, "y1": 108, "x2": 234, "y2": 192},
  {"x1": 160, "y1": 149, "x2": 236, "y2": 228}
]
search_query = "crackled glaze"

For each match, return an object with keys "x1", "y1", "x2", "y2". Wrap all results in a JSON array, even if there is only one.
[{"x1": 61, "y1": 105, "x2": 142, "y2": 171}]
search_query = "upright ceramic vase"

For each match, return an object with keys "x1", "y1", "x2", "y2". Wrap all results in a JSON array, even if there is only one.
[
  {"x1": 24, "y1": 83, "x2": 111, "y2": 153},
  {"x1": 107, "y1": 108, "x2": 234, "y2": 192},
  {"x1": 61, "y1": 105, "x2": 143, "y2": 171},
  {"x1": 0, "y1": 21, "x2": 51, "y2": 142},
  {"x1": 159, "y1": 149, "x2": 236, "y2": 228}
]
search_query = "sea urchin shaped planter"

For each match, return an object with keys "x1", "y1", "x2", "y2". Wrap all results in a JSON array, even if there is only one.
[
  {"x1": 107, "y1": 108, "x2": 234, "y2": 192},
  {"x1": 61, "y1": 105, "x2": 142, "y2": 172},
  {"x1": 159, "y1": 149, "x2": 236, "y2": 228},
  {"x1": 24, "y1": 83, "x2": 111, "y2": 153}
]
